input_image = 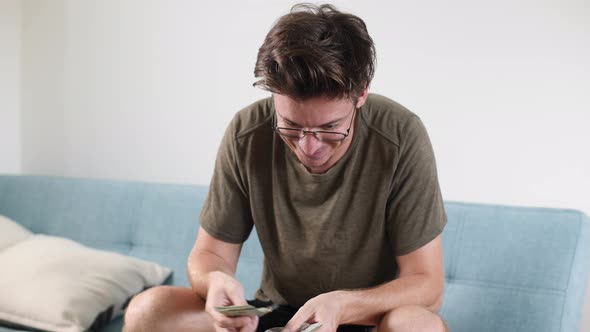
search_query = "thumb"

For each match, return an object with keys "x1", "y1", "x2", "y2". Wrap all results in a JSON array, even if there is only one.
[{"x1": 226, "y1": 284, "x2": 248, "y2": 306}]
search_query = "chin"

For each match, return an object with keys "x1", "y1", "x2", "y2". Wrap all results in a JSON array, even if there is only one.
[{"x1": 299, "y1": 155, "x2": 331, "y2": 172}]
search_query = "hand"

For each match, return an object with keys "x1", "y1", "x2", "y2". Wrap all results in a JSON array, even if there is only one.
[
  {"x1": 205, "y1": 271, "x2": 259, "y2": 332},
  {"x1": 283, "y1": 291, "x2": 348, "y2": 332}
]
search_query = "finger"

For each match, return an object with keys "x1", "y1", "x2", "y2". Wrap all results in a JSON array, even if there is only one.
[
  {"x1": 226, "y1": 289, "x2": 248, "y2": 306},
  {"x1": 207, "y1": 306, "x2": 233, "y2": 323},
  {"x1": 217, "y1": 328, "x2": 237, "y2": 332},
  {"x1": 206, "y1": 303, "x2": 248, "y2": 322},
  {"x1": 249, "y1": 315, "x2": 259, "y2": 331},
  {"x1": 217, "y1": 315, "x2": 255, "y2": 329},
  {"x1": 318, "y1": 323, "x2": 336, "y2": 332},
  {"x1": 284, "y1": 307, "x2": 313, "y2": 332},
  {"x1": 239, "y1": 315, "x2": 259, "y2": 332},
  {"x1": 213, "y1": 323, "x2": 236, "y2": 332},
  {"x1": 207, "y1": 300, "x2": 257, "y2": 324},
  {"x1": 218, "y1": 280, "x2": 247, "y2": 306}
]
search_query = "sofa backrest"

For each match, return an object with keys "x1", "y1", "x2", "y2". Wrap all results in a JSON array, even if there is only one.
[
  {"x1": 0, "y1": 175, "x2": 264, "y2": 292},
  {"x1": 442, "y1": 202, "x2": 590, "y2": 332},
  {"x1": 0, "y1": 175, "x2": 200, "y2": 287},
  {"x1": 1, "y1": 175, "x2": 588, "y2": 332}
]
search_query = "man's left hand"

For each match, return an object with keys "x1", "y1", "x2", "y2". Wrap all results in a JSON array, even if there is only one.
[{"x1": 283, "y1": 291, "x2": 348, "y2": 332}]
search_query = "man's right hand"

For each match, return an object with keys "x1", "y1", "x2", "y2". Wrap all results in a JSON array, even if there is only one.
[{"x1": 205, "y1": 271, "x2": 259, "y2": 332}]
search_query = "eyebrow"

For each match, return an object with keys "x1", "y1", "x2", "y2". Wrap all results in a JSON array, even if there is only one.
[{"x1": 280, "y1": 113, "x2": 349, "y2": 127}]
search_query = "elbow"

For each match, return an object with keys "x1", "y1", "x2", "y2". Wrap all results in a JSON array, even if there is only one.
[
  {"x1": 186, "y1": 248, "x2": 199, "y2": 282},
  {"x1": 185, "y1": 248, "x2": 209, "y2": 298},
  {"x1": 428, "y1": 293, "x2": 444, "y2": 313},
  {"x1": 427, "y1": 278, "x2": 445, "y2": 313}
]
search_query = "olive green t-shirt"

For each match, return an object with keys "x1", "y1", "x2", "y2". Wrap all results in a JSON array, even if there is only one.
[{"x1": 200, "y1": 93, "x2": 447, "y2": 307}]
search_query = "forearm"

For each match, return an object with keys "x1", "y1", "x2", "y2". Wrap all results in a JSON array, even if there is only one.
[
  {"x1": 187, "y1": 249, "x2": 237, "y2": 300},
  {"x1": 338, "y1": 273, "x2": 444, "y2": 326}
]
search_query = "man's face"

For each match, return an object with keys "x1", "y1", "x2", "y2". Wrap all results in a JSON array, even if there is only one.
[{"x1": 273, "y1": 91, "x2": 367, "y2": 174}]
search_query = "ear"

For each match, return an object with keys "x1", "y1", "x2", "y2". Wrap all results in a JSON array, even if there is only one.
[{"x1": 355, "y1": 87, "x2": 370, "y2": 108}]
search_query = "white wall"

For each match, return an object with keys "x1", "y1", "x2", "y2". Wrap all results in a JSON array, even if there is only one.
[
  {"x1": 11, "y1": 0, "x2": 590, "y2": 329},
  {"x1": 366, "y1": 0, "x2": 590, "y2": 215},
  {"x1": 19, "y1": 0, "x2": 590, "y2": 216},
  {"x1": 20, "y1": 0, "x2": 66, "y2": 175},
  {"x1": 0, "y1": 0, "x2": 21, "y2": 174}
]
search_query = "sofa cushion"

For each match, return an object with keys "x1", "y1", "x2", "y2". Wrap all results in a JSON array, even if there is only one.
[{"x1": 0, "y1": 218, "x2": 172, "y2": 332}]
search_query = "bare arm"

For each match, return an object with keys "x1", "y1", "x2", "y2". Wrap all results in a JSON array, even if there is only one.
[
  {"x1": 285, "y1": 234, "x2": 444, "y2": 330},
  {"x1": 187, "y1": 226, "x2": 242, "y2": 300},
  {"x1": 187, "y1": 227, "x2": 259, "y2": 332},
  {"x1": 339, "y1": 234, "x2": 445, "y2": 325}
]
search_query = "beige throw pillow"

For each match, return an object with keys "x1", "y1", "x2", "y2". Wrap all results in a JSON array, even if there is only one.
[
  {"x1": 0, "y1": 216, "x2": 172, "y2": 332},
  {"x1": 0, "y1": 215, "x2": 32, "y2": 251}
]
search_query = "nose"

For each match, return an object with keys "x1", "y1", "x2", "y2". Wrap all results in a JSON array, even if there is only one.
[{"x1": 298, "y1": 133, "x2": 323, "y2": 156}]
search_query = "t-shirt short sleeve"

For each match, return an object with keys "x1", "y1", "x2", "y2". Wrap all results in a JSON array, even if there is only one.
[
  {"x1": 386, "y1": 115, "x2": 447, "y2": 256},
  {"x1": 199, "y1": 116, "x2": 254, "y2": 244}
]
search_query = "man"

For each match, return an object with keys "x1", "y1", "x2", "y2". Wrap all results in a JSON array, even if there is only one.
[{"x1": 125, "y1": 4, "x2": 448, "y2": 332}]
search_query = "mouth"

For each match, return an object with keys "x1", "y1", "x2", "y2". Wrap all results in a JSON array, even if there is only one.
[{"x1": 300, "y1": 149, "x2": 325, "y2": 161}]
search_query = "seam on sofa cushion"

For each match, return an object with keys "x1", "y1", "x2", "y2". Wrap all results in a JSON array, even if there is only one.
[
  {"x1": 86, "y1": 239, "x2": 190, "y2": 251},
  {"x1": 447, "y1": 278, "x2": 566, "y2": 296},
  {"x1": 445, "y1": 201, "x2": 580, "y2": 216},
  {"x1": 449, "y1": 213, "x2": 465, "y2": 281}
]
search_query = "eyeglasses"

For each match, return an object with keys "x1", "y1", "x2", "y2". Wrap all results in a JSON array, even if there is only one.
[{"x1": 272, "y1": 107, "x2": 357, "y2": 143}]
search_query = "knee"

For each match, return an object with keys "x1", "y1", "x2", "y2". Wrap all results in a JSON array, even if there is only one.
[
  {"x1": 378, "y1": 305, "x2": 447, "y2": 332},
  {"x1": 124, "y1": 286, "x2": 173, "y2": 332}
]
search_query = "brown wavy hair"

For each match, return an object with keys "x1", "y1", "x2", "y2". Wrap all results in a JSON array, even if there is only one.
[{"x1": 253, "y1": 3, "x2": 376, "y2": 101}]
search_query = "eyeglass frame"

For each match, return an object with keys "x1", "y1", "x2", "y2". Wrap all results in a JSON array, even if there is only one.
[{"x1": 272, "y1": 106, "x2": 357, "y2": 143}]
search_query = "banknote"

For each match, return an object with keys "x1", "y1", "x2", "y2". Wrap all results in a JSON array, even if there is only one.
[
  {"x1": 299, "y1": 322, "x2": 322, "y2": 332},
  {"x1": 214, "y1": 304, "x2": 277, "y2": 317},
  {"x1": 265, "y1": 322, "x2": 322, "y2": 332}
]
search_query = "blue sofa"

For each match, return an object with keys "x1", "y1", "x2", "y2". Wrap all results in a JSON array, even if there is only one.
[{"x1": 0, "y1": 175, "x2": 588, "y2": 332}]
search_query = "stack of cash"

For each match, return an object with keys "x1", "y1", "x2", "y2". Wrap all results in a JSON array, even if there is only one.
[
  {"x1": 265, "y1": 322, "x2": 322, "y2": 332},
  {"x1": 296, "y1": 322, "x2": 322, "y2": 332},
  {"x1": 214, "y1": 304, "x2": 276, "y2": 317}
]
